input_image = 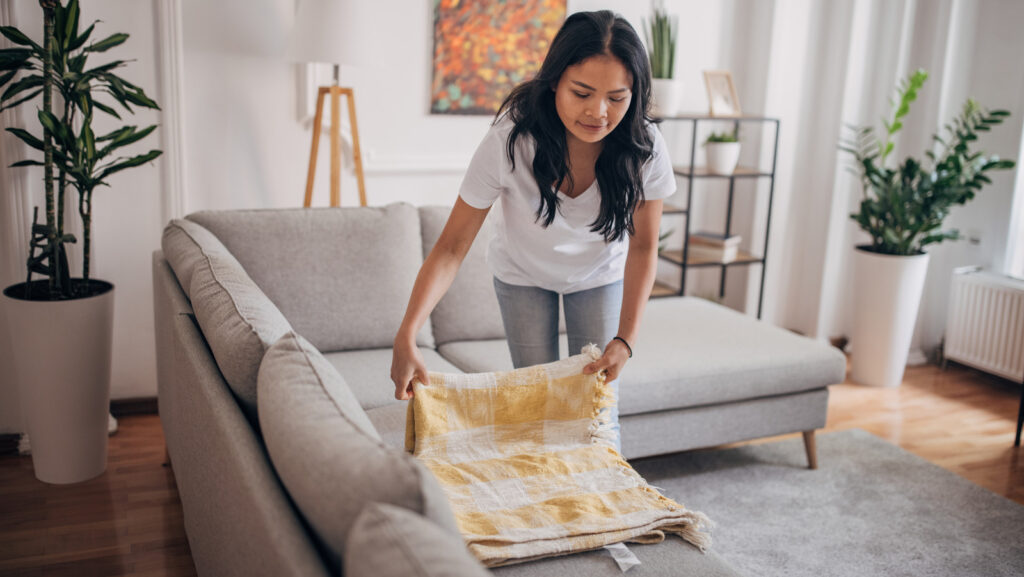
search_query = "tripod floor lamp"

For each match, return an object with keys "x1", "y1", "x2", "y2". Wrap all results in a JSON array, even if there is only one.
[{"x1": 289, "y1": 0, "x2": 367, "y2": 207}]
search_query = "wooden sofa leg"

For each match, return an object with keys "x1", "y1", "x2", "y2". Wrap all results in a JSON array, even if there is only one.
[{"x1": 802, "y1": 430, "x2": 818, "y2": 470}]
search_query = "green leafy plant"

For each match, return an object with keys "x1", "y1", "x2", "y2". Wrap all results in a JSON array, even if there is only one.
[
  {"x1": 840, "y1": 69, "x2": 1014, "y2": 255},
  {"x1": 1, "y1": 0, "x2": 161, "y2": 298},
  {"x1": 658, "y1": 226, "x2": 674, "y2": 253},
  {"x1": 705, "y1": 131, "x2": 738, "y2": 144},
  {"x1": 643, "y1": 1, "x2": 676, "y2": 80}
]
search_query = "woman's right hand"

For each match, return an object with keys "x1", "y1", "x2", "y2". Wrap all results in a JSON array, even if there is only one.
[{"x1": 391, "y1": 335, "x2": 428, "y2": 400}]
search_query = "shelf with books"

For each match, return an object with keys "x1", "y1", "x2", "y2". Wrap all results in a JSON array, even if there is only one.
[
  {"x1": 653, "y1": 114, "x2": 780, "y2": 320},
  {"x1": 672, "y1": 165, "x2": 772, "y2": 178},
  {"x1": 658, "y1": 248, "x2": 762, "y2": 267}
]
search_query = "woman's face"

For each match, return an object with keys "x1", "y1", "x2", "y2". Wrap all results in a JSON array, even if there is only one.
[{"x1": 554, "y1": 54, "x2": 634, "y2": 146}]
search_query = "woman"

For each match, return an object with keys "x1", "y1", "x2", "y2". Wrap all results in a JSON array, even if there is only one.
[{"x1": 390, "y1": 11, "x2": 674, "y2": 451}]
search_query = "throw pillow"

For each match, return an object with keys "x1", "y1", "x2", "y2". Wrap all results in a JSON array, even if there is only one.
[
  {"x1": 345, "y1": 502, "x2": 489, "y2": 577},
  {"x1": 258, "y1": 331, "x2": 460, "y2": 566}
]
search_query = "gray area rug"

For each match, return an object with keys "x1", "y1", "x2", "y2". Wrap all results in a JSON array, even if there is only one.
[{"x1": 631, "y1": 429, "x2": 1024, "y2": 577}]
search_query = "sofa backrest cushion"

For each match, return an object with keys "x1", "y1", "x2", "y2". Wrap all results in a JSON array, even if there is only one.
[
  {"x1": 419, "y1": 206, "x2": 505, "y2": 345},
  {"x1": 258, "y1": 332, "x2": 460, "y2": 566},
  {"x1": 345, "y1": 503, "x2": 488, "y2": 577},
  {"x1": 162, "y1": 218, "x2": 291, "y2": 418},
  {"x1": 187, "y1": 204, "x2": 433, "y2": 352}
]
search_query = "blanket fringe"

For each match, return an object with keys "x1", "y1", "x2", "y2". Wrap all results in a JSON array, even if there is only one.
[
  {"x1": 588, "y1": 361, "x2": 619, "y2": 451},
  {"x1": 667, "y1": 510, "x2": 714, "y2": 552},
  {"x1": 585, "y1": 359, "x2": 715, "y2": 553}
]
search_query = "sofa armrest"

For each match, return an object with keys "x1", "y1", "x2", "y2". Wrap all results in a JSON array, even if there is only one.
[{"x1": 162, "y1": 313, "x2": 330, "y2": 577}]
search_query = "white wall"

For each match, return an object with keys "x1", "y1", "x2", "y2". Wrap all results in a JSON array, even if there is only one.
[{"x1": 911, "y1": 0, "x2": 1024, "y2": 357}]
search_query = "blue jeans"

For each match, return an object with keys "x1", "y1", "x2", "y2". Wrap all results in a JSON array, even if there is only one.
[{"x1": 492, "y1": 277, "x2": 623, "y2": 452}]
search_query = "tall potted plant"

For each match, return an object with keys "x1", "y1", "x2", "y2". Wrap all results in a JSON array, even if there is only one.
[
  {"x1": 0, "y1": 0, "x2": 161, "y2": 483},
  {"x1": 840, "y1": 69, "x2": 1014, "y2": 387},
  {"x1": 643, "y1": 1, "x2": 681, "y2": 117}
]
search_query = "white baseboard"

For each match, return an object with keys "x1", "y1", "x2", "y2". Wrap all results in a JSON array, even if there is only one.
[
  {"x1": 906, "y1": 348, "x2": 929, "y2": 366},
  {"x1": 843, "y1": 343, "x2": 930, "y2": 367}
]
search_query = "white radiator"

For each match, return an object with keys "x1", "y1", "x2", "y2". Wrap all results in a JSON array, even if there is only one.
[{"x1": 944, "y1": 268, "x2": 1024, "y2": 382}]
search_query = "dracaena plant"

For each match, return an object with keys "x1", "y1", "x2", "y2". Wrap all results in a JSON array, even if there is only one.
[
  {"x1": 1, "y1": 0, "x2": 161, "y2": 299},
  {"x1": 840, "y1": 69, "x2": 1015, "y2": 256}
]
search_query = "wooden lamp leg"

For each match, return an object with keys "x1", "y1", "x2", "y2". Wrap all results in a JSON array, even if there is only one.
[
  {"x1": 303, "y1": 87, "x2": 327, "y2": 208},
  {"x1": 344, "y1": 88, "x2": 367, "y2": 207},
  {"x1": 802, "y1": 430, "x2": 818, "y2": 469},
  {"x1": 303, "y1": 85, "x2": 366, "y2": 208},
  {"x1": 329, "y1": 86, "x2": 342, "y2": 207}
]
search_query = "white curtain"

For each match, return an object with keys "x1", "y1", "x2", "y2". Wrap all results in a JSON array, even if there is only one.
[
  {"x1": 0, "y1": 0, "x2": 31, "y2": 433},
  {"x1": 718, "y1": 0, "x2": 1024, "y2": 360}
]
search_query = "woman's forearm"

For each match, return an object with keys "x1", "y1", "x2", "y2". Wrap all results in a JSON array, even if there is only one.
[
  {"x1": 396, "y1": 198, "x2": 490, "y2": 344},
  {"x1": 618, "y1": 241, "x2": 658, "y2": 345},
  {"x1": 396, "y1": 247, "x2": 463, "y2": 343}
]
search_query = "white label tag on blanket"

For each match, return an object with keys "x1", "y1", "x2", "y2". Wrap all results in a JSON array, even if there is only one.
[{"x1": 603, "y1": 542, "x2": 641, "y2": 572}]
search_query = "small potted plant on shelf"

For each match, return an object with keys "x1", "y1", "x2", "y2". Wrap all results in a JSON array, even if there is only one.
[
  {"x1": 643, "y1": 1, "x2": 680, "y2": 117},
  {"x1": 839, "y1": 68, "x2": 1014, "y2": 388},
  {"x1": 704, "y1": 130, "x2": 740, "y2": 175},
  {"x1": 0, "y1": 0, "x2": 162, "y2": 483}
]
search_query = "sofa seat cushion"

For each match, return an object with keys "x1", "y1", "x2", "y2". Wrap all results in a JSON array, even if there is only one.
[
  {"x1": 622, "y1": 297, "x2": 846, "y2": 415},
  {"x1": 440, "y1": 298, "x2": 845, "y2": 417},
  {"x1": 165, "y1": 218, "x2": 292, "y2": 419},
  {"x1": 187, "y1": 204, "x2": 434, "y2": 352},
  {"x1": 345, "y1": 502, "x2": 490, "y2": 577},
  {"x1": 365, "y1": 403, "x2": 408, "y2": 451},
  {"x1": 258, "y1": 332, "x2": 460, "y2": 567},
  {"x1": 323, "y1": 347, "x2": 464, "y2": 412},
  {"x1": 437, "y1": 334, "x2": 569, "y2": 374}
]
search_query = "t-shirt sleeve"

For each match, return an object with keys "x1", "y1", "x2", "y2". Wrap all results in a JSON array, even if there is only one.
[
  {"x1": 458, "y1": 124, "x2": 506, "y2": 209},
  {"x1": 642, "y1": 124, "x2": 676, "y2": 201}
]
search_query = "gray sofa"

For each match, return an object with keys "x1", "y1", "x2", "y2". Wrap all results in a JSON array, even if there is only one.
[{"x1": 152, "y1": 203, "x2": 846, "y2": 576}]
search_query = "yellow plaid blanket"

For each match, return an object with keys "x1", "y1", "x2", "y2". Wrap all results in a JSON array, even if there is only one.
[{"x1": 405, "y1": 344, "x2": 712, "y2": 567}]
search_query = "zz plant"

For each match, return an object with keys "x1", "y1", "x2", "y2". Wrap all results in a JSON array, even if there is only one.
[
  {"x1": 840, "y1": 69, "x2": 1014, "y2": 256},
  {"x1": 1, "y1": 0, "x2": 161, "y2": 299}
]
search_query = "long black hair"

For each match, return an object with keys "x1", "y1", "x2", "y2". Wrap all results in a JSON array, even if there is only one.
[{"x1": 496, "y1": 10, "x2": 655, "y2": 243}]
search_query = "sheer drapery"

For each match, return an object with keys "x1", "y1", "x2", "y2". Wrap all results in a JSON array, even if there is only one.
[{"x1": 0, "y1": 0, "x2": 30, "y2": 432}]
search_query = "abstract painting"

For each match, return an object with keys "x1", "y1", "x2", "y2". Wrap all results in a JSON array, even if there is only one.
[{"x1": 431, "y1": 0, "x2": 566, "y2": 115}]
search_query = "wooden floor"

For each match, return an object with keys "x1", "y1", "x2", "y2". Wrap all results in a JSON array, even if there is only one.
[
  {"x1": 0, "y1": 359, "x2": 1021, "y2": 576},
  {"x1": 0, "y1": 417, "x2": 195, "y2": 577}
]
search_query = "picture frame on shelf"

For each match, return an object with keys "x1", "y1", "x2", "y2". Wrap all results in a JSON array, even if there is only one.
[{"x1": 703, "y1": 70, "x2": 741, "y2": 117}]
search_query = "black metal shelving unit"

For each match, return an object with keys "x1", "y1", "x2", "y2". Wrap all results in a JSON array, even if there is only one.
[{"x1": 653, "y1": 114, "x2": 780, "y2": 319}]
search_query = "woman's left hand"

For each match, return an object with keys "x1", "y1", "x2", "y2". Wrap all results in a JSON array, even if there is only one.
[{"x1": 582, "y1": 339, "x2": 631, "y2": 381}]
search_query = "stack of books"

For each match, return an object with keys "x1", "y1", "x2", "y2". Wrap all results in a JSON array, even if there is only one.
[{"x1": 687, "y1": 231, "x2": 742, "y2": 263}]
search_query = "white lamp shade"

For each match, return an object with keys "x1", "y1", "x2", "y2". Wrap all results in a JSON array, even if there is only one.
[{"x1": 287, "y1": 0, "x2": 360, "y2": 65}]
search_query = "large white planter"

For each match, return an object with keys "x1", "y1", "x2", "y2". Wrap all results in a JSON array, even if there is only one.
[
  {"x1": 850, "y1": 247, "x2": 929, "y2": 387},
  {"x1": 651, "y1": 78, "x2": 683, "y2": 117},
  {"x1": 2, "y1": 280, "x2": 115, "y2": 484},
  {"x1": 705, "y1": 141, "x2": 741, "y2": 175}
]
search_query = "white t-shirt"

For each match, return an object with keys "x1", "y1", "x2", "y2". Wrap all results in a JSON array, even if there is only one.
[{"x1": 459, "y1": 116, "x2": 676, "y2": 294}]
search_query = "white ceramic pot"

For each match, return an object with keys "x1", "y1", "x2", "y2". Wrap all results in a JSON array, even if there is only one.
[
  {"x1": 651, "y1": 78, "x2": 683, "y2": 117},
  {"x1": 850, "y1": 247, "x2": 930, "y2": 387},
  {"x1": 2, "y1": 280, "x2": 115, "y2": 483},
  {"x1": 705, "y1": 141, "x2": 741, "y2": 175}
]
